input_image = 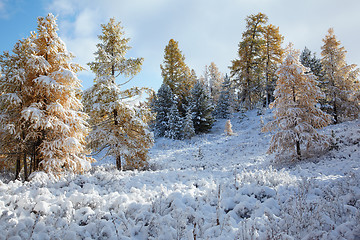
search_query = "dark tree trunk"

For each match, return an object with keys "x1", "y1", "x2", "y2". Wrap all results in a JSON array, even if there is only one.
[
  {"x1": 15, "y1": 155, "x2": 21, "y2": 180},
  {"x1": 23, "y1": 153, "x2": 28, "y2": 181},
  {"x1": 296, "y1": 140, "x2": 301, "y2": 160},
  {"x1": 333, "y1": 97, "x2": 338, "y2": 124},
  {"x1": 116, "y1": 155, "x2": 121, "y2": 170}
]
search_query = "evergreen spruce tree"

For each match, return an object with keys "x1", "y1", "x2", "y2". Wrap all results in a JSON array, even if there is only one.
[
  {"x1": 189, "y1": 80, "x2": 214, "y2": 133},
  {"x1": 320, "y1": 28, "x2": 360, "y2": 123},
  {"x1": 0, "y1": 14, "x2": 94, "y2": 177},
  {"x1": 263, "y1": 44, "x2": 332, "y2": 162},
  {"x1": 300, "y1": 47, "x2": 323, "y2": 77},
  {"x1": 214, "y1": 74, "x2": 233, "y2": 119},
  {"x1": 164, "y1": 103, "x2": 183, "y2": 140},
  {"x1": 152, "y1": 83, "x2": 176, "y2": 137},
  {"x1": 182, "y1": 109, "x2": 195, "y2": 139},
  {"x1": 83, "y1": 18, "x2": 153, "y2": 170}
]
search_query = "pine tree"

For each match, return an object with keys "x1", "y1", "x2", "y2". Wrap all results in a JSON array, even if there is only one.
[
  {"x1": 0, "y1": 14, "x2": 94, "y2": 177},
  {"x1": 189, "y1": 80, "x2": 214, "y2": 133},
  {"x1": 300, "y1": 47, "x2": 323, "y2": 77},
  {"x1": 263, "y1": 44, "x2": 332, "y2": 162},
  {"x1": 230, "y1": 13, "x2": 268, "y2": 110},
  {"x1": 263, "y1": 24, "x2": 284, "y2": 106},
  {"x1": 160, "y1": 39, "x2": 194, "y2": 102},
  {"x1": 182, "y1": 109, "x2": 195, "y2": 139},
  {"x1": 164, "y1": 103, "x2": 183, "y2": 140},
  {"x1": 83, "y1": 18, "x2": 153, "y2": 170},
  {"x1": 214, "y1": 74, "x2": 233, "y2": 119},
  {"x1": 152, "y1": 83, "x2": 176, "y2": 137},
  {"x1": 320, "y1": 28, "x2": 360, "y2": 123}
]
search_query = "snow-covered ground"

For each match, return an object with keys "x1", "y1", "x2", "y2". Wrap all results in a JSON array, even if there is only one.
[{"x1": 0, "y1": 110, "x2": 359, "y2": 239}]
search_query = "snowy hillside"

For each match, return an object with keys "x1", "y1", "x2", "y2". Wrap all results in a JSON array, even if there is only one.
[{"x1": 1, "y1": 110, "x2": 359, "y2": 239}]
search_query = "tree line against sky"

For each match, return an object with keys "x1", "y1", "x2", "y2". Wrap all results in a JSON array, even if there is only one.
[{"x1": 0, "y1": 12, "x2": 359, "y2": 180}]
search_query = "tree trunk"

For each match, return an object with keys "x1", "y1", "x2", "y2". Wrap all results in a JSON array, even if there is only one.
[
  {"x1": 113, "y1": 102, "x2": 121, "y2": 170},
  {"x1": 116, "y1": 155, "x2": 121, "y2": 170},
  {"x1": 333, "y1": 97, "x2": 338, "y2": 124},
  {"x1": 29, "y1": 150, "x2": 33, "y2": 175},
  {"x1": 23, "y1": 153, "x2": 28, "y2": 181},
  {"x1": 15, "y1": 154, "x2": 21, "y2": 180},
  {"x1": 296, "y1": 140, "x2": 301, "y2": 160}
]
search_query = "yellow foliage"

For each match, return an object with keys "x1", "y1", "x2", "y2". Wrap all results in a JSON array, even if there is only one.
[
  {"x1": 84, "y1": 18, "x2": 153, "y2": 170},
  {"x1": 160, "y1": 39, "x2": 195, "y2": 101},
  {"x1": 321, "y1": 28, "x2": 360, "y2": 123},
  {"x1": 0, "y1": 13, "x2": 94, "y2": 177},
  {"x1": 263, "y1": 44, "x2": 332, "y2": 162}
]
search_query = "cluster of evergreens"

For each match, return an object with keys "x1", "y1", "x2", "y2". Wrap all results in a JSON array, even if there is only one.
[{"x1": 151, "y1": 40, "x2": 235, "y2": 140}]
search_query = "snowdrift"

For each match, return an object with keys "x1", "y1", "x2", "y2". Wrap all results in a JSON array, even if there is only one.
[{"x1": 0, "y1": 110, "x2": 359, "y2": 239}]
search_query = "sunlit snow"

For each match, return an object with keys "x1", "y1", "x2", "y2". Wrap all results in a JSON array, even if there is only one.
[{"x1": 0, "y1": 110, "x2": 359, "y2": 239}]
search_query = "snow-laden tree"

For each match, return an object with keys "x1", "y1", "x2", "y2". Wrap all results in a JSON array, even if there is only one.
[
  {"x1": 152, "y1": 83, "x2": 176, "y2": 137},
  {"x1": 182, "y1": 109, "x2": 195, "y2": 139},
  {"x1": 263, "y1": 44, "x2": 332, "y2": 162},
  {"x1": 224, "y1": 120, "x2": 234, "y2": 136},
  {"x1": 321, "y1": 28, "x2": 360, "y2": 123},
  {"x1": 0, "y1": 37, "x2": 32, "y2": 179},
  {"x1": 164, "y1": 103, "x2": 183, "y2": 140},
  {"x1": 83, "y1": 18, "x2": 153, "y2": 170},
  {"x1": 300, "y1": 47, "x2": 323, "y2": 77},
  {"x1": 214, "y1": 74, "x2": 233, "y2": 119},
  {"x1": 0, "y1": 14, "x2": 94, "y2": 177},
  {"x1": 188, "y1": 80, "x2": 214, "y2": 133}
]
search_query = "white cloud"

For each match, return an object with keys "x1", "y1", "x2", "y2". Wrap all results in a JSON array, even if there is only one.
[
  {"x1": 46, "y1": 0, "x2": 360, "y2": 91},
  {"x1": 0, "y1": 0, "x2": 10, "y2": 19}
]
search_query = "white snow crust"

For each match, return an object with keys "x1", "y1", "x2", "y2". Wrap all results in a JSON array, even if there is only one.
[{"x1": 0, "y1": 110, "x2": 359, "y2": 239}]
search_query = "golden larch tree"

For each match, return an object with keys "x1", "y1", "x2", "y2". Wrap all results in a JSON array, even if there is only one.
[
  {"x1": 160, "y1": 39, "x2": 194, "y2": 102},
  {"x1": 0, "y1": 13, "x2": 94, "y2": 177},
  {"x1": 0, "y1": 37, "x2": 32, "y2": 179},
  {"x1": 83, "y1": 18, "x2": 153, "y2": 170},
  {"x1": 263, "y1": 24, "x2": 284, "y2": 106},
  {"x1": 0, "y1": 35, "x2": 39, "y2": 179},
  {"x1": 25, "y1": 14, "x2": 94, "y2": 174},
  {"x1": 224, "y1": 120, "x2": 234, "y2": 136},
  {"x1": 230, "y1": 12, "x2": 268, "y2": 110},
  {"x1": 263, "y1": 44, "x2": 332, "y2": 162},
  {"x1": 321, "y1": 28, "x2": 360, "y2": 123}
]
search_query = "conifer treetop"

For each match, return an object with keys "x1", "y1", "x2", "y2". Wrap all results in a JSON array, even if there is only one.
[
  {"x1": 160, "y1": 39, "x2": 192, "y2": 99},
  {"x1": 88, "y1": 18, "x2": 143, "y2": 80}
]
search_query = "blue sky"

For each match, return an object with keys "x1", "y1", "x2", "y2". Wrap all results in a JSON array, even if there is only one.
[{"x1": 0, "y1": 0, "x2": 359, "y2": 91}]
